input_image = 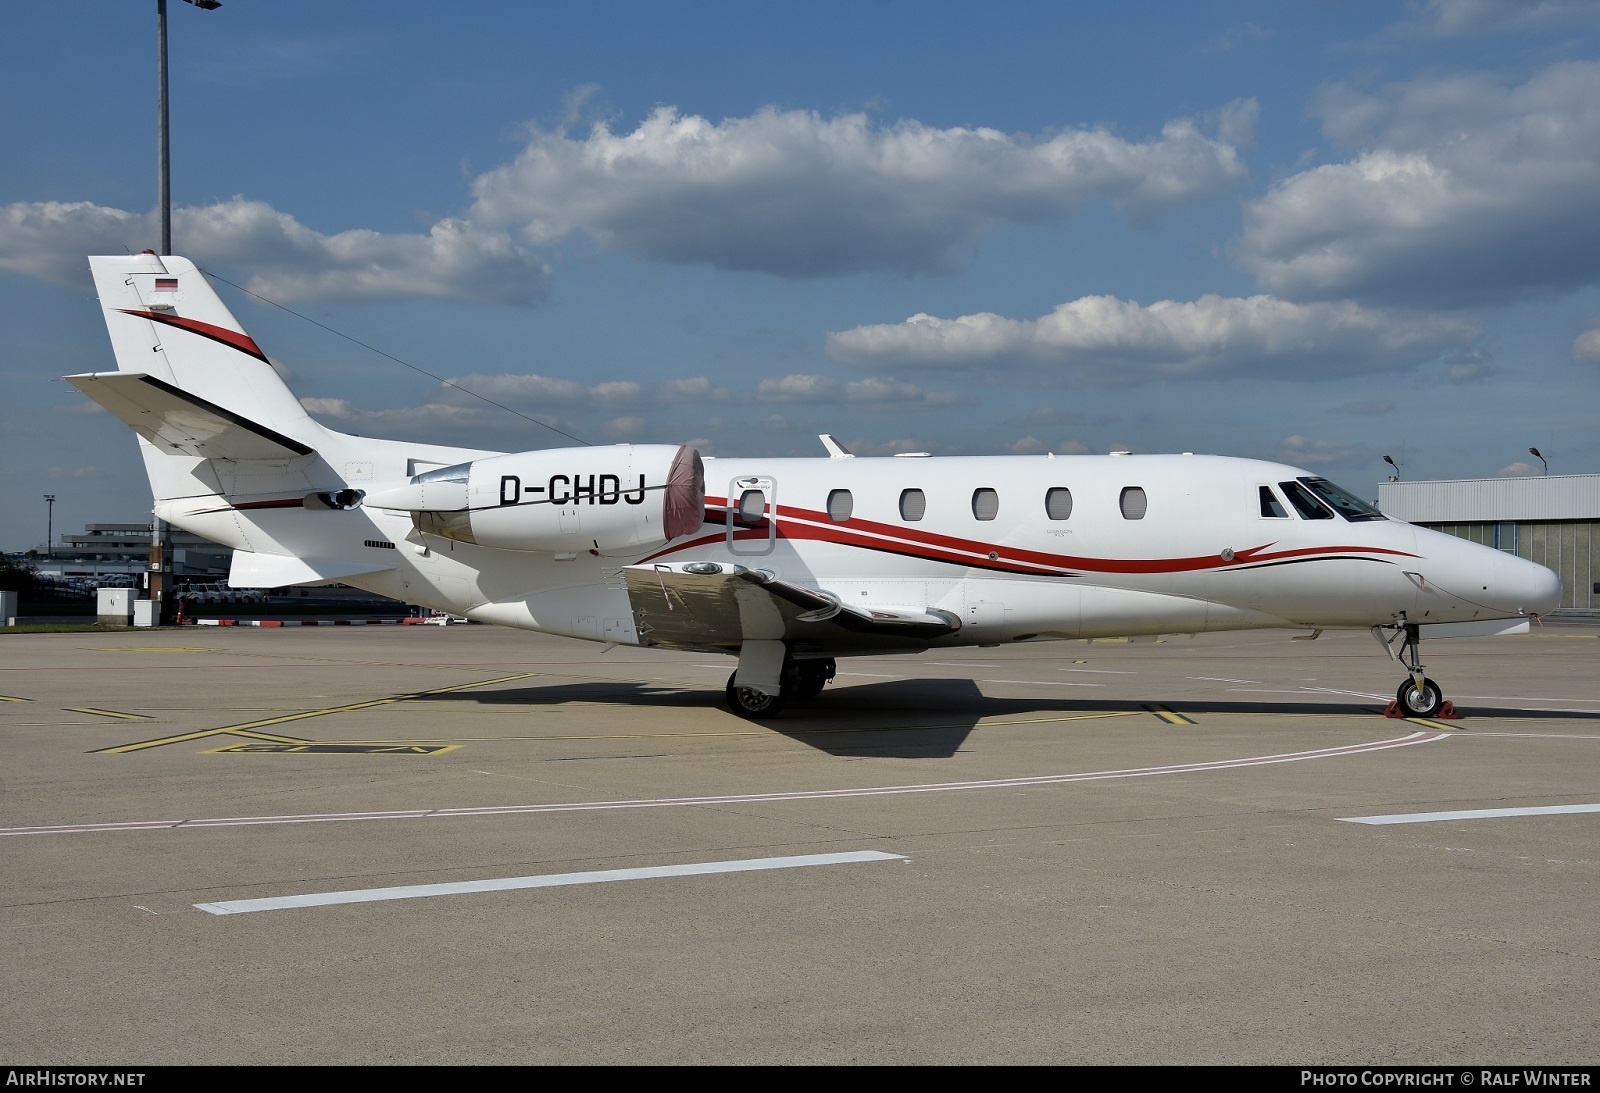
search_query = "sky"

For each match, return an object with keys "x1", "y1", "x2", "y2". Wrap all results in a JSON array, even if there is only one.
[{"x1": 4, "y1": 0, "x2": 1600, "y2": 551}]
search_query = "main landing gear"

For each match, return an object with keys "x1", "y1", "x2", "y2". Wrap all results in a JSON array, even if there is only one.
[
  {"x1": 1373, "y1": 619, "x2": 1459, "y2": 719},
  {"x1": 724, "y1": 657, "x2": 836, "y2": 720}
]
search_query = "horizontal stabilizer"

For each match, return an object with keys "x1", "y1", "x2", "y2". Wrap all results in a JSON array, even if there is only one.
[
  {"x1": 228, "y1": 551, "x2": 395, "y2": 589},
  {"x1": 65, "y1": 372, "x2": 314, "y2": 461}
]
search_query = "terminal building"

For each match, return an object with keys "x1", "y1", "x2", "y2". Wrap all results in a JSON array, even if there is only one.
[
  {"x1": 28, "y1": 522, "x2": 230, "y2": 586},
  {"x1": 1379, "y1": 473, "x2": 1599, "y2": 614}
]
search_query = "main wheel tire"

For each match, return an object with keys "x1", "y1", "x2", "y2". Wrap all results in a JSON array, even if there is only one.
[
  {"x1": 726, "y1": 671, "x2": 788, "y2": 719},
  {"x1": 1395, "y1": 677, "x2": 1443, "y2": 717},
  {"x1": 793, "y1": 658, "x2": 837, "y2": 700}
]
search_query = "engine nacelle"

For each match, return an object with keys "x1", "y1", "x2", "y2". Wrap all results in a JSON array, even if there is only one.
[{"x1": 365, "y1": 443, "x2": 704, "y2": 553}]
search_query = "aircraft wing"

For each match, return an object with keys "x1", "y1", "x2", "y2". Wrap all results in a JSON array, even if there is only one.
[
  {"x1": 622, "y1": 561, "x2": 961, "y2": 653},
  {"x1": 65, "y1": 371, "x2": 314, "y2": 460},
  {"x1": 228, "y1": 551, "x2": 395, "y2": 588}
]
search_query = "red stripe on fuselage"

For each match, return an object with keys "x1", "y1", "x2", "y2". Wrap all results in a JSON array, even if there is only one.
[{"x1": 636, "y1": 495, "x2": 1420, "y2": 576}]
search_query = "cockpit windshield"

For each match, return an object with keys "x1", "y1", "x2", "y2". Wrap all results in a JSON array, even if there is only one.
[{"x1": 1298, "y1": 477, "x2": 1386, "y2": 522}]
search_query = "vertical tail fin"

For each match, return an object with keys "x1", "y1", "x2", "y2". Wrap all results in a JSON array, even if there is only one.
[
  {"x1": 72, "y1": 253, "x2": 327, "y2": 504},
  {"x1": 86, "y1": 253, "x2": 315, "y2": 440}
]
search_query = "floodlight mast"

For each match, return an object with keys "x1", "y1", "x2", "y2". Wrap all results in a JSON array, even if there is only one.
[
  {"x1": 153, "y1": 0, "x2": 220, "y2": 621},
  {"x1": 157, "y1": 0, "x2": 221, "y2": 255}
]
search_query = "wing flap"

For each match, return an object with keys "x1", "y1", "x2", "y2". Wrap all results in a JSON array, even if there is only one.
[
  {"x1": 65, "y1": 371, "x2": 314, "y2": 460},
  {"x1": 622, "y1": 562, "x2": 961, "y2": 651}
]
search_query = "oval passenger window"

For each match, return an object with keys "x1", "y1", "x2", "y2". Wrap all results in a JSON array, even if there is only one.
[
  {"x1": 1045, "y1": 488, "x2": 1072, "y2": 521},
  {"x1": 1119, "y1": 486, "x2": 1147, "y2": 520},
  {"x1": 899, "y1": 488, "x2": 926, "y2": 522},
  {"x1": 972, "y1": 488, "x2": 999, "y2": 521},
  {"x1": 827, "y1": 489, "x2": 853, "y2": 522}
]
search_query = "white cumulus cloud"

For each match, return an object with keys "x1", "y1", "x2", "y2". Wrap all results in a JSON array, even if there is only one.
[
  {"x1": 1573, "y1": 326, "x2": 1600, "y2": 362},
  {"x1": 1234, "y1": 62, "x2": 1600, "y2": 305},
  {"x1": 1400, "y1": 0, "x2": 1600, "y2": 36},
  {"x1": 0, "y1": 197, "x2": 550, "y2": 305},
  {"x1": 826, "y1": 294, "x2": 1478, "y2": 383},
  {"x1": 444, "y1": 373, "x2": 640, "y2": 407},
  {"x1": 752, "y1": 374, "x2": 963, "y2": 407},
  {"x1": 469, "y1": 103, "x2": 1254, "y2": 277}
]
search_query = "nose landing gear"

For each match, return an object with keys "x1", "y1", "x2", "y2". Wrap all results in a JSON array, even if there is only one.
[{"x1": 1373, "y1": 620, "x2": 1460, "y2": 719}]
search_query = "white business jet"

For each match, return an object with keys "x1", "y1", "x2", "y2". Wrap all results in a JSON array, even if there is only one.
[{"x1": 70, "y1": 254, "x2": 1562, "y2": 719}]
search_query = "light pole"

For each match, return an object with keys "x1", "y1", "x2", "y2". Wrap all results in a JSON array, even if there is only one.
[
  {"x1": 1382, "y1": 454, "x2": 1402, "y2": 482},
  {"x1": 158, "y1": 0, "x2": 221, "y2": 255},
  {"x1": 1529, "y1": 447, "x2": 1548, "y2": 475},
  {"x1": 154, "y1": 0, "x2": 219, "y2": 621},
  {"x1": 44, "y1": 495, "x2": 55, "y2": 558}
]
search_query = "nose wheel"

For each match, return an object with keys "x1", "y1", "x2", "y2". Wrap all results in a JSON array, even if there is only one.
[
  {"x1": 1394, "y1": 676, "x2": 1443, "y2": 717},
  {"x1": 1374, "y1": 620, "x2": 1461, "y2": 719}
]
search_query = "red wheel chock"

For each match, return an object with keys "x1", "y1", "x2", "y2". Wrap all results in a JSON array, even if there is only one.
[{"x1": 1384, "y1": 700, "x2": 1461, "y2": 719}]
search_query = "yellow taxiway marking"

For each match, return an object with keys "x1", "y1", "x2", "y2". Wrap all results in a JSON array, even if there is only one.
[
  {"x1": 98, "y1": 727, "x2": 310, "y2": 753},
  {"x1": 1142, "y1": 703, "x2": 1197, "y2": 725},
  {"x1": 96, "y1": 646, "x2": 212, "y2": 653},
  {"x1": 66, "y1": 707, "x2": 155, "y2": 721},
  {"x1": 94, "y1": 672, "x2": 543, "y2": 753},
  {"x1": 7, "y1": 721, "x2": 137, "y2": 727},
  {"x1": 202, "y1": 741, "x2": 464, "y2": 755},
  {"x1": 97, "y1": 706, "x2": 1144, "y2": 754},
  {"x1": 1402, "y1": 716, "x2": 1463, "y2": 731},
  {"x1": 0, "y1": 695, "x2": 30, "y2": 703}
]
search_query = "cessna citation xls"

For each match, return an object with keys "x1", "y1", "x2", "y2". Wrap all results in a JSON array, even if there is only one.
[{"x1": 72, "y1": 253, "x2": 1562, "y2": 719}]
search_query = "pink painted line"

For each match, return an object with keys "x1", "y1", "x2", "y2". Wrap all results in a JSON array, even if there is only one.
[{"x1": 0, "y1": 731, "x2": 1447, "y2": 838}]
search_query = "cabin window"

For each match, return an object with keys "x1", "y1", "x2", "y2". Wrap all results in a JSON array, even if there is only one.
[
  {"x1": 827, "y1": 489, "x2": 854, "y2": 523},
  {"x1": 972, "y1": 488, "x2": 1000, "y2": 521},
  {"x1": 1045, "y1": 488, "x2": 1073, "y2": 521},
  {"x1": 899, "y1": 488, "x2": 926, "y2": 522},
  {"x1": 1259, "y1": 485, "x2": 1289, "y2": 519},
  {"x1": 1119, "y1": 486, "x2": 1147, "y2": 520},
  {"x1": 736, "y1": 489, "x2": 766, "y2": 524},
  {"x1": 1279, "y1": 480, "x2": 1333, "y2": 520}
]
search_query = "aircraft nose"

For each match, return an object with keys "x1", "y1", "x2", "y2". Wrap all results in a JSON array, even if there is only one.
[
  {"x1": 1523, "y1": 558, "x2": 1563, "y2": 616},
  {"x1": 1489, "y1": 549, "x2": 1562, "y2": 617}
]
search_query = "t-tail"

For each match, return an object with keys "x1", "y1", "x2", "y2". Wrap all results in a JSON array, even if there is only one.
[{"x1": 69, "y1": 253, "x2": 498, "y2": 592}]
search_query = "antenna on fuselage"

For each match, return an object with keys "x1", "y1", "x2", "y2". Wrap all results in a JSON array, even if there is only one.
[{"x1": 819, "y1": 435, "x2": 855, "y2": 459}]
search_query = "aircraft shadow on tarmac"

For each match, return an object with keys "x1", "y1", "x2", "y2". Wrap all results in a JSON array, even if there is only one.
[{"x1": 412, "y1": 676, "x2": 1600, "y2": 760}]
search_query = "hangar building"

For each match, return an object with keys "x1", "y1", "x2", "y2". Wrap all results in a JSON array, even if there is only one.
[{"x1": 1379, "y1": 474, "x2": 1600, "y2": 614}]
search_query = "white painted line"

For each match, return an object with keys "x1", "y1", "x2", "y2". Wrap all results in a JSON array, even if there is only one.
[
  {"x1": 194, "y1": 850, "x2": 907, "y2": 915},
  {"x1": 1299, "y1": 687, "x2": 1390, "y2": 700},
  {"x1": 1338, "y1": 803, "x2": 1600, "y2": 826},
  {"x1": 980, "y1": 678, "x2": 1105, "y2": 687},
  {"x1": 4, "y1": 731, "x2": 1448, "y2": 837}
]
